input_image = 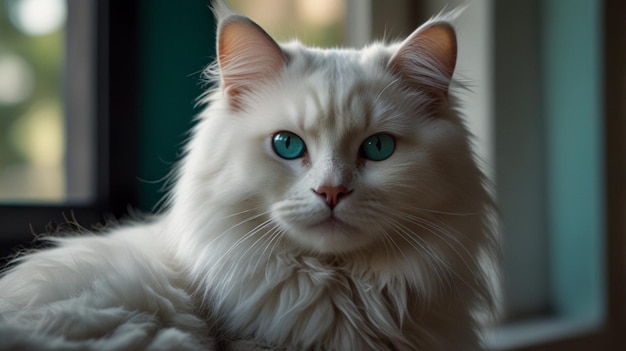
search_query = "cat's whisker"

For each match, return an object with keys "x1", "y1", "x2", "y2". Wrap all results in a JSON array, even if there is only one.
[
  {"x1": 377, "y1": 201, "x2": 479, "y2": 248},
  {"x1": 407, "y1": 221, "x2": 476, "y2": 288},
  {"x1": 380, "y1": 217, "x2": 450, "y2": 297},
  {"x1": 252, "y1": 225, "x2": 284, "y2": 275},
  {"x1": 264, "y1": 228, "x2": 289, "y2": 279},
  {"x1": 190, "y1": 210, "x2": 276, "y2": 295},
  {"x1": 209, "y1": 217, "x2": 274, "y2": 271},
  {"x1": 387, "y1": 214, "x2": 479, "y2": 295},
  {"x1": 202, "y1": 208, "x2": 272, "y2": 248},
  {"x1": 266, "y1": 225, "x2": 286, "y2": 257},
  {"x1": 387, "y1": 181, "x2": 489, "y2": 212},
  {"x1": 388, "y1": 205, "x2": 483, "y2": 272},
  {"x1": 376, "y1": 221, "x2": 413, "y2": 267},
  {"x1": 372, "y1": 222, "x2": 394, "y2": 268},
  {"x1": 375, "y1": 207, "x2": 465, "y2": 285},
  {"x1": 235, "y1": 220, "x2": 278, "y2": 264},
  {"x1": 386, "y1": 202, "x2": 482, "y2": 217},
  {"x1": 398, "y1": 212, "x2": 476, "y2": 253},
  {"x1": 224, "y1": 207, "x2": 265, "y2": 219}
]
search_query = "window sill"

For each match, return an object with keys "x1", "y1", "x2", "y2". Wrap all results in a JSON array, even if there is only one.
[{"x1": 485, "y1": 316, "x2": 603, "y2": 351}]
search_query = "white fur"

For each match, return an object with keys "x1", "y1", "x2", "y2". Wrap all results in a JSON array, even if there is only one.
[{"x1": 0, "y1": 9, "x2": 496, "y2": 351}]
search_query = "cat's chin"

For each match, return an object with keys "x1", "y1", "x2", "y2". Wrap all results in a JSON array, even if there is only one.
[
  {"x1": 287, "y1": 217, "x2": 372, "y2": 254},
  {"x1": 308, "y1": 216, "x2": 352, "y2": 235}
]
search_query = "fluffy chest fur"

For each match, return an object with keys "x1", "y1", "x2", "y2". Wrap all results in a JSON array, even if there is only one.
[{"x1": 188, "y1": 242, "x2": 483, "y2": 351}]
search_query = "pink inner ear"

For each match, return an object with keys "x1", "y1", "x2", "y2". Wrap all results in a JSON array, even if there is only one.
[
  {"x1": 417, "y1": 24, "x2": 457, "y2": 76},
  {"x1": 218, "y1": 16, "x2": 286, "y2": 108},
  {"x1": 389, "y1": 22, "x2": 457, "y2": 94}
]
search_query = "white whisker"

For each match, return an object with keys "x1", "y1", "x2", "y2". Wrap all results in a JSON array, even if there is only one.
[{"x1": 372, "y1": 204, "x2": 479, "y2": 294}]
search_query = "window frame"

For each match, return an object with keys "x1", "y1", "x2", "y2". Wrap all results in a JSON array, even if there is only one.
[
  {"x1": 493, "y1": 0, "x2": 623, "y2": 350},
  {"x1": 489, "y1": 0, "x2": 614, "y2": 349},
  {"x1": 602, "y1": 0, "x2": 626, "y2": 349},
  {"x1": 0, "y1": 0, "x2": 139, "y2": 261}
]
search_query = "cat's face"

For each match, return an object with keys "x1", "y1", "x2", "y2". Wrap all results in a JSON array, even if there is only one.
[
  {"x1": 244, "y1": 58, "x2": 461, "y2": 254},
  {"x1": 180, "y1": 15, "x2": 482, "y2": 256}
]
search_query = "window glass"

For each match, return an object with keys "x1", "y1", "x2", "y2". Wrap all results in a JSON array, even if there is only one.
[
  {"x1": 0, "y1": 0, "x2": 93, "y2": 204},
  {"x1": 227, "y1": 0, "x2": 346, "y2": 47},
  {"x1": 0, "y1": 0, "x2": 67, "y2": 202}
]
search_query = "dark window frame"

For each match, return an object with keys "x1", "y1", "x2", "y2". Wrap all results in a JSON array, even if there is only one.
[{"x1": 0, "y1": 0, "x2": 139, "y2": 262}]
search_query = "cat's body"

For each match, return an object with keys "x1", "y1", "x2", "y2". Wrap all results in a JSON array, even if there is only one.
[{"x1": 0, "y1": 6, "x2": 496, "y2": 351}]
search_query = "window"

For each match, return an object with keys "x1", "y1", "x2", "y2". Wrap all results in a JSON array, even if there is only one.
[
  {"x1": 0, "y1": 0, "x2": 74, "y2": 202},
  {"x1": 488, "y1": 0, "x2": 606, "y2": 349},
  {"x1": 0, "y1": 0, "x2": 139, "y2": 260},
  {"x1": 228, "y1": 0, "x2": 347, "y2": 47}
]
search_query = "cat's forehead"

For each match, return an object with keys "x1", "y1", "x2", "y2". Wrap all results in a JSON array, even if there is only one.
[
  {"x1": 281, "y1": 41, "x2": 394, "y2": 76},
  {"x1": 275, "y1": 44, "x2": 408, "y2": 137}
]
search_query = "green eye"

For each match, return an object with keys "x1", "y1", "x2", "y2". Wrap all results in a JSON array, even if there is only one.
[
  {"x1": 272, "y1": 131, "x2": 306, "y2": 160},
  {"x1": 361, "y1": 133, "x2": 395, "y2": 161}
]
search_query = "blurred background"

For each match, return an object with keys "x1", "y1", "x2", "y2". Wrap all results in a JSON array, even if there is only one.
[
  {"x1": 0, "y1": 0, "x2": 623, "y2": 350},
  {"x1": 0, "y1": 0, "x2": 68, "y2": 202}
]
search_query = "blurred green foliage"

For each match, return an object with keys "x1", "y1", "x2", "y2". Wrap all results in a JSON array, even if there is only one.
[{"x1": 0, "y1": 0, "x2": 64, "y2": 166}]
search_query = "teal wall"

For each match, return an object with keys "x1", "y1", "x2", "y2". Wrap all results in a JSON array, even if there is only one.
[
  {"x1": 138, "y1": 0, "x2": 217, "y2": 211},
  {"x1": 495, "y1": 0, "x2": 604, "y2": 322},
  {"x1": 543, "y1": 0, "x2": 605, "y2": 320}
]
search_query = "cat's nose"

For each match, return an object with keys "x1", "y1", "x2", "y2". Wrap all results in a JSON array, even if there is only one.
[{"x1": 314, "y1": 186, "x2": 352, "y2": 209}]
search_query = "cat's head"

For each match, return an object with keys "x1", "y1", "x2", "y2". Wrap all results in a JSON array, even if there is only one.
[{"x1": 175, "y1": 11, "x2": 488, "y2": 258}]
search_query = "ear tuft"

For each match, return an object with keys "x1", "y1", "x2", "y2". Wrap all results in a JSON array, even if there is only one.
[
  {"x1": 389, "y1": 22, "x2": 457, "y2": 96},
  {"x1": 217, "y1": 16, "x2": 287, "y2": 109}
]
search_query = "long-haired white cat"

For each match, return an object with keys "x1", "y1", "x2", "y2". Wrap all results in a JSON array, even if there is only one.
[{"x1": 0, "y1": 5, "x2": 497, "y2": 351}]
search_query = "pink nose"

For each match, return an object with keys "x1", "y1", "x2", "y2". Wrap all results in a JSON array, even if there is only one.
[{"x1": 314, "y1": 186, "x2": 351, "y2": 209}]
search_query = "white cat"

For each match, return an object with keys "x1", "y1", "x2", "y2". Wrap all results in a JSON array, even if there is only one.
[{"x1": 0, "y1": 5, "x2": 497, "y2": 351}]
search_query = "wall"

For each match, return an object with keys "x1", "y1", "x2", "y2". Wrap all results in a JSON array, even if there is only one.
[{"x1": 138, "y1": 0, "x2": 216, "y2": 211}]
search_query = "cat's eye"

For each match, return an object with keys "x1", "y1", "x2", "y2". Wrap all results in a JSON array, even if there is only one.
[
  {"x1": 361, "y1": 133, "x2": 395, "y2": 161},
  {"x1": 272, "y1": 132, "x2": 306, "y2": 160}
]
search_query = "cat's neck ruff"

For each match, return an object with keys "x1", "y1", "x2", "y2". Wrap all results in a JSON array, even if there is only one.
[{"x1": 165, "y1": 202, "x2": 487, "y2": 350}]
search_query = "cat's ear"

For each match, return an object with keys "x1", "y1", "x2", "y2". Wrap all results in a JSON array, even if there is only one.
[
  {"x1": 388, "y1": 22, "x2": 457, "y2": 97},
  {"x1": 217, "y1": 16, "x2": 287, "y2": 109}
]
